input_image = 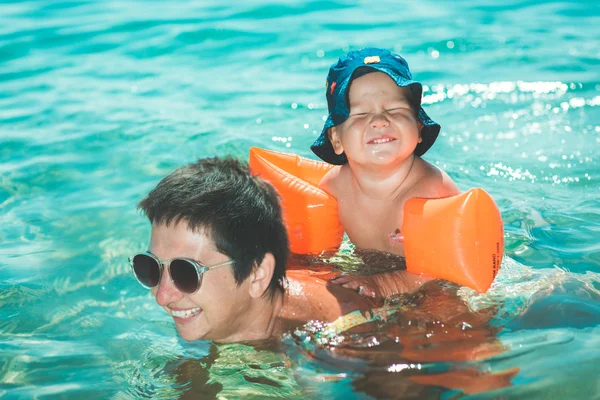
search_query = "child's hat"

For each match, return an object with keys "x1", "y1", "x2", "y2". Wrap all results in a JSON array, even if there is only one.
[{"x1": 310, "y1": 48, "x2": 441, "y2": 165}]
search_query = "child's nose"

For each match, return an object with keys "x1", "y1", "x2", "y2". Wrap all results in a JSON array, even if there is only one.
[
  {"x1": 370, "y1": 113, "x2": 390, "y2": 129},
  {"x1": 153, "y1": 266, "x2": 183, "y2": 306}
]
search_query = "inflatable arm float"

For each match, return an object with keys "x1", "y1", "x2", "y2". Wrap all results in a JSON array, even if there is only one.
[{"x1": 249, "y1": 147, "x2": 503, "y2": 293}]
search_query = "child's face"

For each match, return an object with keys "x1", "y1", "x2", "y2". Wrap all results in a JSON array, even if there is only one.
[{"x1": 328, "y1": 72, "x2": 422, "y2": 167}]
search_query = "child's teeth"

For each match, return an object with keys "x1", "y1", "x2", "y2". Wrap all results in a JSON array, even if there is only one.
[
  {"x1": 372, "y1": 138, "x2": 393, "y2": 144},
  {"x1": 170, "y1": 307, "x2": 201, "y2": 318}
]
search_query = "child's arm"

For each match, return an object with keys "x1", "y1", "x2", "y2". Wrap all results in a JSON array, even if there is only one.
[{"x1": 331, "y1": 270, "x2": 435, "y2": 299}]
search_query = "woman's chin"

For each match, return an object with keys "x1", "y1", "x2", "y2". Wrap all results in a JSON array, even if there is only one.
[{"x1": 175, "y1": 322, "x2": 206, "y2": 342}]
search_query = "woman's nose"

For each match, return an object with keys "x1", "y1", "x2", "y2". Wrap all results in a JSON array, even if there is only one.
[{"x1": 153, "y1": 266, "x2": 183, "y2": 306}]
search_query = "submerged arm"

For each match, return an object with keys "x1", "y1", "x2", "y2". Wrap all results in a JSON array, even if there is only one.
[{"x1": 332, "y1": 270, "x2": 434, "y2": 299}]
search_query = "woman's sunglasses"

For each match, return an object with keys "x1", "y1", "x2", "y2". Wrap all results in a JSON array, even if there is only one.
[{"x1": 129, "y1": 251, "x2": 233, "y2": 294}]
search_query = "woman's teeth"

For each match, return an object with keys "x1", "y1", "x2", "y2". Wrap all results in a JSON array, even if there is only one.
[
  {"x1": 170, "y1": 307, "x2": 201, "y2": 318},
  {"x1": 370, "y1": 138, "x2": 394, "y2": 144}
]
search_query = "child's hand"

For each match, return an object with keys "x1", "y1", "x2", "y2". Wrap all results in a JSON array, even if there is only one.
[{"x1": 330, "y1": 275, "x2": 381, "y2": 299}]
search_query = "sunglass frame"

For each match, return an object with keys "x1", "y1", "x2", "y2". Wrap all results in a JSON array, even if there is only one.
[{"x1": 129, "y1": 251, "x2": 233, "y2": 294}]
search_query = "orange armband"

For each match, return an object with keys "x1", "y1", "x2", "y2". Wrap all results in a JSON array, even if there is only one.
[
  {"x1": 249, "y1": 147, "x2": 343, "y2": 254},
  {"x1": 402, "y1": 189, "x2": 503, "y2": 293}
]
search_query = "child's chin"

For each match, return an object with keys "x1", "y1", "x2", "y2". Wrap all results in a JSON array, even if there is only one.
[{"x1": 368, "y1": 150, "x2": 404, "y2": 163}]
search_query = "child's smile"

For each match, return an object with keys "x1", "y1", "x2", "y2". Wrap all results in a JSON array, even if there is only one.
[{"x1": 367, "y1": 136, "x2": 396, "y2": 145}]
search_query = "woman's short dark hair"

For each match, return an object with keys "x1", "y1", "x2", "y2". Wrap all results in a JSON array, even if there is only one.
[{"x1": 138, "y1": 157, "x2": 288, "y2": 298}]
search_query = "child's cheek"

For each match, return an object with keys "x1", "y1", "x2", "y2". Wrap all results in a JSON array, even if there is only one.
[{"x1": 348, "y1": 118, "x2": 366, "y2": 131}]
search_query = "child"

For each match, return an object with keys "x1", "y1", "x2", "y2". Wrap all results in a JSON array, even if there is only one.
[{"x1": 310, "y1": 48, "x2": 460, "y2": 298}]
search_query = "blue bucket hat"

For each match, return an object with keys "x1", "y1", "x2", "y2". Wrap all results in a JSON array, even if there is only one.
[{"x1": 311, "y1": 48, "x2": 441, "y2": 165}]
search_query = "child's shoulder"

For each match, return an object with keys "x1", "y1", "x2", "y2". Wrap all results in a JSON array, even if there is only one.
[
  {"x1": 319, "y1": 165, "x2": 346, "y2": 197},
  {"x1": 410, "y1": 157, "x2": 460, "y2": 198}
]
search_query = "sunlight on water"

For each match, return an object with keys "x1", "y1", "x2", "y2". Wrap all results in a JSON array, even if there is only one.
[{"x1": 1, "y1": 0, "x2": 599, "y2": 398}]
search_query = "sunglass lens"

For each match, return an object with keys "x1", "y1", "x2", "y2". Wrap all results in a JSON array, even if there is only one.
[
  {"x1": 133, "y1": 254, "x2": 160, "y2": 287},
  {"x1": 170, "y1": 259, "x2": 199, "y2": 293}
]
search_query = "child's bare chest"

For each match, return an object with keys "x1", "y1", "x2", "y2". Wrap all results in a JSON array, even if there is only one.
[{"x1": 337, "y1": 194, "x2": 407, "y2": 255}]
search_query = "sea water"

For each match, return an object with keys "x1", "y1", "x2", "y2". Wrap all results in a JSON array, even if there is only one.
[{"x1": 1, "y1": 0, "x2": 599, "y2": 398}]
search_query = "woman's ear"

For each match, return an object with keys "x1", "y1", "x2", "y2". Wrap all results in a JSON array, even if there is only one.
[
  {"x1": 328, "y1": 127, "x2": 344, "y2": 155},
  {"x1": 417, "y1": 122, "x2": 424, "y2": 143},
  {"x1": 249, "y1": 253, "x2": 275, "y2": 298}
]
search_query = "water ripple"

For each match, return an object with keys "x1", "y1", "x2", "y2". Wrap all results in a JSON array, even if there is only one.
[{"x1": 0, "y1": 0, "x2": 598, "y2": 398}]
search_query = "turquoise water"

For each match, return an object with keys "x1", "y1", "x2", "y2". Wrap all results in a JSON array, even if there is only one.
[{"x1": 1, "y1": 0, "x2": 599, "y2": 398}]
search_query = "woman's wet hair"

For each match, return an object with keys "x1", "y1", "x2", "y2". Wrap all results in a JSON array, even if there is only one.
[{"x1": 138, "y1": 156, "x2": 288, "y2": 298}]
